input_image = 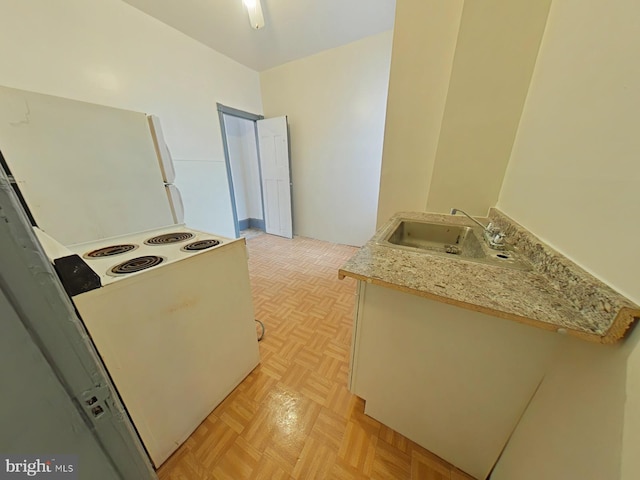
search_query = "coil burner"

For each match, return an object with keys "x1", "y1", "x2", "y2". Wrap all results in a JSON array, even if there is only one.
[
  {"x1": 110, "y1": 256, "x2": 164, "y2": 275},
  {"x1": 182, "y1": 239, "x2": 221, "y2": 251},
  {"x1": 85, "y1": 244, "x2": 137, "y2": 258},
  {"x1": 144, "y1": 232, "x2": 195, "y2": 245}
]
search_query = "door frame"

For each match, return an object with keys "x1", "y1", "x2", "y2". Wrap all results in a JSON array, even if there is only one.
[
  {"x1": 0, "y1": 165, "x2": 157, "y2": 478},
  {"x1": 217, "y1": 103, "x2": 265, "y2": 238}
]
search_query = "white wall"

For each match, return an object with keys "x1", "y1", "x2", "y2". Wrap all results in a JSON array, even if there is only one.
[
  {"x1": 376, "y1": 0, "x2": 463, "y2": 226},
  {"x1": 496, "y1": 0, "x2": 639, "y2": 305},
  {"x1": 493, "y1": 0, "x2": 640, "y2": 478},
  {"x1": 260, "y1": 32, "x2": 393, "y2": 246},
  {"x1": 226, "y1": 116, "x2": 249, "y2": 221},
  {"x1": 224, "y1": 115, "x2": 262, "y2": 223},
  {"x1": 0, "y1": 0, "x2": 263, "y2": 238},
  {"x1": 376, "y1": 0, "x2": 550, "y2": 226},
  {"x1": 241, "y1": 119, "x2": 262, "y2": 221},
  {"x1": 424, "y1": 0, "x2": 551, "y2": 216}
]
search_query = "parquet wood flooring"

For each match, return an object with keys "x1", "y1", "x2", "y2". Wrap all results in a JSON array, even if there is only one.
[{"x1": 157, "y1": 235, "x2": 476, "y2": 480}]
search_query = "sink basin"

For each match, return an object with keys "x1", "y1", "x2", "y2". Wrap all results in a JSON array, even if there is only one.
[
  {"x1": 386, "y1": 221, "x2": 484, "y2": 258},
  {"x1": 379, "y1": 218, "x2": 532, "y2": 271}
]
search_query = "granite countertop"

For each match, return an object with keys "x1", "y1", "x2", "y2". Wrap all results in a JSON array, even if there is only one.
[{"x1": 339, "y1": 210, "x2": 640, "y2": 344}]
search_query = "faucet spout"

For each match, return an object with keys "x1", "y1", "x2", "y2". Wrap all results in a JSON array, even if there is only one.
[
  {"x1": 450, "y1": 208, "x2": 489, "y2": 231},
  {"x1": 450, "y1": 208, "x2": 506, "y2": 250}
]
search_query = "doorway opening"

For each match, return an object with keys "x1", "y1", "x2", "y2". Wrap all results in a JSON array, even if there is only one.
[
  {"x1": 218, "y1": 103, "x2": 293, "y2": 240},
  {"x1": 218, "y1": 104, "x2": 265, "y2": 239}
]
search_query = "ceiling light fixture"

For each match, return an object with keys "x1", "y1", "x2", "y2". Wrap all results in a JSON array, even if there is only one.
[{"x1": 243, "y1": 0, "x2": 265, "y2": 30}]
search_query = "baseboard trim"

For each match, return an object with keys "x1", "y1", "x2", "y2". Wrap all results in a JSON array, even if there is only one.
[
  {"x1": 239, "y1": 218, "x2": 265, "y2": 231},
  {"x1": 249, "y1": 218, "x2": 265, "y2": 230}
]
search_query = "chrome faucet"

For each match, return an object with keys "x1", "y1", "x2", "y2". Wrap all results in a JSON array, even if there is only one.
[{"x1": 450, "y1": 208, "x2": 506, "y2": 250}]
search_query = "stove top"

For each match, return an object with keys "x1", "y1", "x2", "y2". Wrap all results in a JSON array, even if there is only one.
[{"x1": 63, "y1": 224, "x2": 233, "y2": 286}]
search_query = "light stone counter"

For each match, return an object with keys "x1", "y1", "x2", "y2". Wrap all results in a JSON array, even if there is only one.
[{"x1": 339, "y1": 210, "x2": 640, "y2": 344}]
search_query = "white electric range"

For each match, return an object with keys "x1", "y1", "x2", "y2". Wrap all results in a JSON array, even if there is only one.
[{"x1": 35, "y1": 225, "x2": 260, "y2": 467}]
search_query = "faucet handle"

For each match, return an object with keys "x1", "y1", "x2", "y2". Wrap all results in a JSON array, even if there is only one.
[
  {"x1": 492, "y1": 232, "x2": 506, "y2": 245},
  {"x1": 483, "y1": 226, "x2": 506, "y2": 250}
]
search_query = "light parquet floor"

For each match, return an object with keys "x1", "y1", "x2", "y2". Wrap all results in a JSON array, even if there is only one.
[{"x1": 158, "y1": 234, "x2": 475, "y2": 480}]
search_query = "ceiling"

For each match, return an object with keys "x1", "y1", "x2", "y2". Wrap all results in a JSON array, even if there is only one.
[{"x1": 122, "y1": 0, "x2": 396, "y2": 72}]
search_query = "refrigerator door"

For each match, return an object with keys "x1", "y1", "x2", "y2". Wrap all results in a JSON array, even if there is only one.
[
  {"x1": 147, "y1": 115, "x2": 176, "y2": 184},
  {"x1": 165, "y1": 184, "x2": 184, "y2": 224},
  {"x1": 0, "y1": 86, "x2": 173, "y2": 245}
]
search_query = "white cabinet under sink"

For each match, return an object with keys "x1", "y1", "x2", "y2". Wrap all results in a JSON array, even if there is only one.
[{"x1": 349, "y1": 281, "x2": 560, "y2": 479}]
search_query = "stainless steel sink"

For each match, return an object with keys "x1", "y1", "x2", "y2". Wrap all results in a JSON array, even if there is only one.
[
  {"x1": 385, "y1": 221, "x2": 484, "y2": 257},
  {"x1": 379, "y1": 219, "x2": 532, "y2": 271}
]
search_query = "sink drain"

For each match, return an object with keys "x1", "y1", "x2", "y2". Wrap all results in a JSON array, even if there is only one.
[{"x1": 444, "y1": 245, "x2": 461, "y2": 255}]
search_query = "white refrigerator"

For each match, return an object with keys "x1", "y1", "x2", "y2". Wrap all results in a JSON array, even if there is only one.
[{"x1": 0, "y1": 85, "x2": 174, "y2": 244}]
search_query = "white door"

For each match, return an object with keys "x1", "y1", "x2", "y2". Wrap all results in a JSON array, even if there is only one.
[{"x1": 257, "y1": 116, "x2": 293, "y2": 238}]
